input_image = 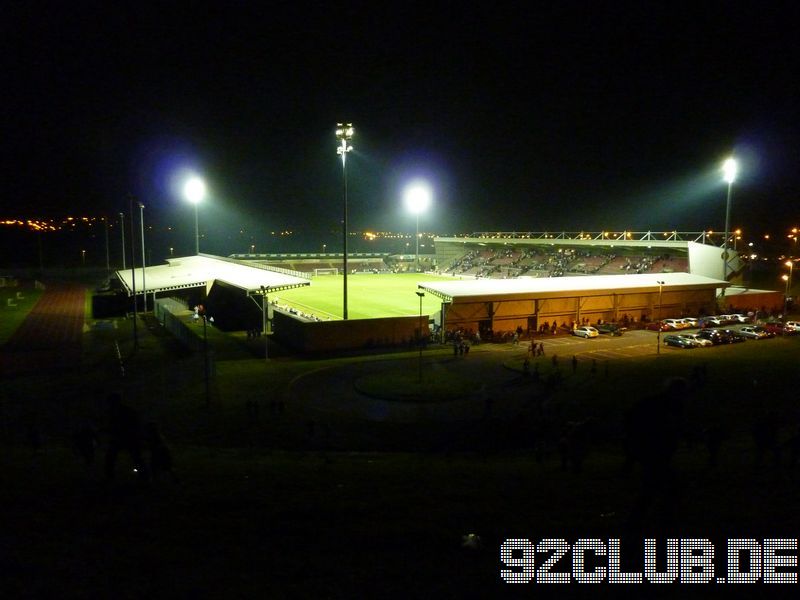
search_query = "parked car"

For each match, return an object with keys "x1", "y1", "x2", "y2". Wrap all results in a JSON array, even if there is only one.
[
  {"x1": 697, "y1": 329, "x2": 728, "y2": 345},
  {"x1": 678, "y1": 333, "x2": 713, "y2": 347},
  {"x1": 739, "y1": 326, "x2": 772, "y2": 339},
  {"x1": 595, "y1": 322, "x2": 626, "y2": 336},
  {"x1": 682, "y1": 317, "x2": 699, "y2": 328},
  {"x1": 718, "y1": 315, "x2": 737, "y2": 325},
  {"x1": 663, "y1": 318, "x2": 689, "y2": 330},
  {"x1": 664, "y1": 334, "x2": 696, "y2": 348},
  {"x1": 762, "y1": 321, "x2": 796, "y2": 335},
  {"x1": 701, "y1": 316, "x2": 724, "y2": 327},
  {"x1": 645, "y1": 320, "x2": 670, "y2": 331},
  {"x1": 718, "y1": 328, "x2": 746, "y2": 343},
  {"x1": 786, "y1": 321, "x2": 800, "y2": 332},
  {"x1": 573, "y1": 326, "x2": 599, "y2": 338},
  {"x1": 730, "y1": 314, "x2": 750, "y2": 323}
]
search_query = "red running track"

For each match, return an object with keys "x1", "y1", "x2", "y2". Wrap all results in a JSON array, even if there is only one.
[{"x1": 0, "y1": 282, "x2": 86, "y2": 377}]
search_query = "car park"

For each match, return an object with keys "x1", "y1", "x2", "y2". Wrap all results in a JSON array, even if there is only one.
[
  {"x1": 739, "y1": 326, "x2": 772, "y2": 339},
  {"x1": 664, "y1": 334, "x2": 696, "y2": 348},
  {"x1": 573, "y1": 326, "x2": 599, "y2": 338},
  {"x1": 678, "y1": 332, "x2": 713, "y2": 346},
  {"x1": 594, "y1": 322, "x2": 626, "y2": 336}
]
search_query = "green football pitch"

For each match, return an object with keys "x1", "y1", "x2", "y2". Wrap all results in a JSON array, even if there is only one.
[{"x1": 271, "y1": 273, "x2": 455, "y2": 320}]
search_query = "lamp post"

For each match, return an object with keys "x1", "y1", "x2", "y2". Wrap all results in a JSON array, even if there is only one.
[
  {"x1": 202, "y1": 311, "x2": 210, "y2": 406},
  {"x1": 260, "y1": 285, "x2": 270, "y2": 361},
  {"x1": 656, "y1": 280, "x2": 665, "y2": 354},
  {"x1": 416, "y1": 291, "x2": 425, "y2": 383},
  {"x1": 721, "y1": 157, "x2": 738, "y2": 295},
  {"x1": 119, "y1": 212, "x2": 126, "y2": 269},
  {"x1": 104, "y1": 216, "x2": 110, "y2": 272},
  {"x1": 782, "y1": 274, "x2": 790, "y2": 335},
  {"x1": 336, "y1": 123, "x2": 354, "y2": 319},
  {"x1": 139, "y1": 202, "x2": 147, "y2": 312},
  {"x1": 184, "y1": 176, "x2": 206, "y2": 255},
  {"x1": 404, "y1": 181, "x2": 432, "y2": 273},
  {"x1": 128, "y1": 194, "x2": 138, "y2": 349}
]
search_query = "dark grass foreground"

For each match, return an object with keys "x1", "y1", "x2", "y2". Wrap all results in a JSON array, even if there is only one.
[{"x1": 3, "y1": 289, "x2": 800, "y2": 597}]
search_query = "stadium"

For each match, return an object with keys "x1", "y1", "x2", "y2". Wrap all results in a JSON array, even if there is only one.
[{"x1": 111, "y1": 230, "x2": 783, "y2": 353}]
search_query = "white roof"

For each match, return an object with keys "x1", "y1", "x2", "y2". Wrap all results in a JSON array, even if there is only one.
[
  {"x1": 418, "y1": 272, "x2": 728, "y2": 301},
  {"x1": 116, "y1": 254, "x2": 310, "y2": 296},
  {"x1": 722, "y1": 286, "x2": 783, "y2": 297}
]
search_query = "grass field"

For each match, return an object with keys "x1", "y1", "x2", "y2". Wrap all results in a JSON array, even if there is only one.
[
  {"x1": 0, "y1": 285, "x2": 42, "y2": 343},
  {"x1": 271, "y1": 272, "x2": 455, "y2": 319}
]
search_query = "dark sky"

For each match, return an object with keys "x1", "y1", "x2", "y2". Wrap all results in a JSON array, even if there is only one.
[{"x1": 2, "y1": 3, "x2": 798, "y2": 244}]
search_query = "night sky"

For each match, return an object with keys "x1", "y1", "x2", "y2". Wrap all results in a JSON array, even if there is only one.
[{"x1": 3, "y1": 4, "x2": 798, "y2": 246}]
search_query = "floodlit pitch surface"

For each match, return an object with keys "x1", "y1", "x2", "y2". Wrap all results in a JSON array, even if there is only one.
[{"x1": 272, "y1": 273, "x2": 454, "y2": 320}]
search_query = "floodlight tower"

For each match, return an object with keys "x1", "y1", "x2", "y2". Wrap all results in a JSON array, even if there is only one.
[
  {"x1": 721, "y1": 157, "x2": 738, "y2": 290},
  {"x1": 404, "y1": 181, "x2": 432, "y2": 273},
  {"x1": 336, "y1": 123, "x2": 354, "y2": 320},
  {"x1": 184, "y1": 176, "x2": 206, "y2": 255}
]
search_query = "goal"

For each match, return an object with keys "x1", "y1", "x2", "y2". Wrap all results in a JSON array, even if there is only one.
[{"x1": 314, "y1": 267, "x2": 339, "y2": 276}]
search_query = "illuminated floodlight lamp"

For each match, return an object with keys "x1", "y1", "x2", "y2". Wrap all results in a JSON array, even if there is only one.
[
  {"x1": 404, "y1": 182, "x2": 432, "y2": 215},
  {"x1": 184, "y1": 177, "x2": 206, "y2": 204},
  {"x1": 722, "y1": 157, "x2": 738, "y2": 184}
]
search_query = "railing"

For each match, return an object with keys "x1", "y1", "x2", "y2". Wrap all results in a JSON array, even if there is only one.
[{"x1": 446, "y1": 231, "x2": 725, "y2": 245}]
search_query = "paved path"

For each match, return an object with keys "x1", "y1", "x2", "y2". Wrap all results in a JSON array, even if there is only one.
[
  {"x1": 0, "y1": 282, "x2": 86, "y2": 377},
  {"x1": 285, "y1": 345, "x2": 545, "y2": 423}
]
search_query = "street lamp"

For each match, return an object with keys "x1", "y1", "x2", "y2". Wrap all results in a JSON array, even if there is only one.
[
  {"x1": 416, "y1": 291, "x2": 425, "y2": 382},
  {"x1": 656, "y1": 280, "x2": 665, "y2": 354},
  {"x1": 782, "y1": 274, "x2": 790, "y2": 334},
  {"x1": 404, "y1": 181, "x2": 432, "y2": 273},
  {"x1": 336, "y1": 123, "x2": 354, "y2": 319},
  {"x1": 260, "y1": 285, "x2": 270, "y2": 361},
  {"x1": 721, "y1": 157, "x2": 738, "y2": 291},
  {"x1": 119, "y1": 212, "x2": 126, "y2": 269},
  {"x1": 139, "y1": 202, "x2": 147, "y2": 312},
  {"x1": 184, "y1": 176, "x2": 206, "y2": 255}
]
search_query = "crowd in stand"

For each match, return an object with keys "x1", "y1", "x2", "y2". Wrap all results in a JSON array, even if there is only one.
[{"x1": 445, "y1": 247, "x2": 688, "y2": 279}]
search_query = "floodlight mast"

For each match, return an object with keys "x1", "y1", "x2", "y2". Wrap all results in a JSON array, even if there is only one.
[
  {"x1": 404, "y1": 182, "x2": 432, "y2": 273},
  {"x1": 184, "y1": 176, "x2": 206, "y2": 255},
  {"x1": 336, "y1": 123, "x2": 354, "y2": 320},
  {"x1": 721, "y1": 157, "x2": 738, "y2": 297}
]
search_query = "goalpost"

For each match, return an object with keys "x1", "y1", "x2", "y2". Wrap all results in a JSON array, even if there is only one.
[{"x1": 314, "y1": 267, "x2": 339, "y2": 276}]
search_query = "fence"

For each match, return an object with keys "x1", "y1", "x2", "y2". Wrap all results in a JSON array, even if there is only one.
[{"x1": 154, "y1": 297, "x2": 216, "y2": 378}]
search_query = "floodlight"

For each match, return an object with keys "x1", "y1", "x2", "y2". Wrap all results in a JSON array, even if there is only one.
[
  {"x1": 722, "y1": 157, "x2": 738, "y2": 184},
  {"x1": 404, "y1": 182, "x2": 432, "y2": 215},
  {"x1": 184, "y1": 177, "x2": 206, "y2": 204}
]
